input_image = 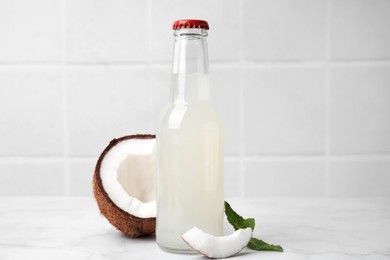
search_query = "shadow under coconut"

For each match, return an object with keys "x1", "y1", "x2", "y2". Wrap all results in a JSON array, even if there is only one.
[
  {"x1": 118, "y1": 232, "x2": 157, "y2": 242},
  {"x1": 236, "y1": 250, "x2": 256, "y2": 257},
  {"x1": 188, "y1": 251, "x2": 255, "y2": 259},
  {"x1": 114, "y1": 231, "x2": 256, "y2": 258}
]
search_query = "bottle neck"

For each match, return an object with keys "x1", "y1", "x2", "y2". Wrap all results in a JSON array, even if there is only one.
[
  {"x1": 172, "y1": 28, "x2": 209, "y2": 74},
  {"x1": 171, "y1": 28, "x2": 210, "y2": 104}
]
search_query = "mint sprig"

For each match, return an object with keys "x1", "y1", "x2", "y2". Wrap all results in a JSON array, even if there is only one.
[
  {"x1": 247, "y1": 237, "x2": 283, "y2": 252},
  {"x1": 225, "y1": 201, "x2": 255, "y2": 231},
  {"x1": 224, "y1": 201, "x2": 284, "y2": 252}
]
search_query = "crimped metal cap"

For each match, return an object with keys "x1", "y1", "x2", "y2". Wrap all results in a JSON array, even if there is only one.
[{"x1": 172, "y1": 19, "x2": 209, "y2": 30}]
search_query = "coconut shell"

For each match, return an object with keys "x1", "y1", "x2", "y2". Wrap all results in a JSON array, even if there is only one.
[{"x1": 93, "y1": 134, "x2": 156, "y2": 237}]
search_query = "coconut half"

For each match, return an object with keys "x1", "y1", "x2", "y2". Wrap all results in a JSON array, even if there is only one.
[
  {"x1": 182, "y1": 227, "x2": 252, "y2": 259},
  {"x1": 93, "y1": 134, "x2": 156, "y2": 237}
]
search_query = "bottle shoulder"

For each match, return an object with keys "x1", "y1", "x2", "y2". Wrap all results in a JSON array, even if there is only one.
[{"x1": 158, "y1": 101, "x2": 223, "y2": 131}]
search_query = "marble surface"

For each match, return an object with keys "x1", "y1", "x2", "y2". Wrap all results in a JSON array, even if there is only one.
[{"x1": 0, "y1": 197, "x2": 389, "y2": 260}]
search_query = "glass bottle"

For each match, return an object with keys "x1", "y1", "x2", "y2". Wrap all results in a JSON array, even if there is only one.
[{"x1": 156, "y1": 19, "x2": 224, "y2": 254}]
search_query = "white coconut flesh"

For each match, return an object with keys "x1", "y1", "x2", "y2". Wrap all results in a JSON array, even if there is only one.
[
  {"x1": 100, "y1": 138, "x2": 156, "y2": 218},
  {"x1": 182, "y1": 227, "x2": 253, "y2": 259}
]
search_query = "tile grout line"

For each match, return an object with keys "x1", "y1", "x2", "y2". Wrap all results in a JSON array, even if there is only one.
[
  {"x1": 324, "y1": 0, "x2": 332, "y2": 197},
  {"x1": 147, "y1": 0, "x2": 154, "y2": 133},
  {"x1": 237, "y1": 0, "x2": 246, "y2": 198},
  {"x1": 61, "y1": 0, "x2": 70, "y2": 196},
  {"x1": 1, "y1": 153, "x2": 390, "y2": 164},
  {"x1": 1, "y1": 60, "x2": 390, "y2": 68}
]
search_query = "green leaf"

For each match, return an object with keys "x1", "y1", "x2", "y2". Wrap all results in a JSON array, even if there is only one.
[
  {"x1": 247, "y1": 237, "x2": 284, "y2": 252},
  {"x1": 242, "y1": 218, "x2": 255, "y2": 231},
  {"x1": 224, "y1": 201, "x2": 255, "y2": 231},
  {"x1": 224, "y1": 201, "x2": 284, "y2": 253}
]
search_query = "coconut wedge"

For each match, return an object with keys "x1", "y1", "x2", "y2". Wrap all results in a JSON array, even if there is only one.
[{"x1": 182, "y1": 227, "x2": 253, "y2": 258}]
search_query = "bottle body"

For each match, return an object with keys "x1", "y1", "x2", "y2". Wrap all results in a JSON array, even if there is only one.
[{"x1": 156, "y1": 23, "x2": 224, "y2": 254}]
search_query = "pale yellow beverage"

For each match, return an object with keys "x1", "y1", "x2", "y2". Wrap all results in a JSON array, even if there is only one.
[{"x1": 156, "y1": 72, "x2": 224, "y2": 253}]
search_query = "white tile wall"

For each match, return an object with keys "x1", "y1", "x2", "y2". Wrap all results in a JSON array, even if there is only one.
[
  {"x1": 224, "y1": 160, "x2": 241, "y2": 198},
  {"x1": 211, "y1": 67, "x2": 241, "y2": 156},
  {"x1": 0, "y1": 68, "x2": 63, "y2": 156},
  {"x1": 244, "y1": 0, "x2": 327, "y2": 61},
  {"x1": 67, "y1": 0, "x2": 148, "y2": 63},
  {"x1": 0, "y1": 0, "x2": 62, "y2": 63},
  {"x1": 244, "y1": 68, "x2": 326, "y2": 155},
  {"x1": 0, "y1": 0, "x2": 389, "y2": 197},
  {"x1": 330, "y1": 66, "x2": 390, "y2": 154},
  {"x1": 330, "y1": 0, "x2": 390, "y2": 60},
  {"x1": 68, "y1": 67, "x2": 152, "y2": 157},
  {"x1": 244, "y1": 159, "x2": 326, "y2": 197},
  {"x1": 69, "y1": 160, "x2": 95, "y2": 196},
  {"x1": 0, "y1": 162, "x2": 65, "y2": 195},
  {"x1": 150, "y1": 66, "x2": 171, "y2": 129},
  {"x1": 329, "y1": 159, "x2": 390, "y2": 197}
]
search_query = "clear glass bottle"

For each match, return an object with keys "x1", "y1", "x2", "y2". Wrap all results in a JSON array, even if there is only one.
[{"x1": 156, "y1": 19, "x2": 224, "y2": 254}]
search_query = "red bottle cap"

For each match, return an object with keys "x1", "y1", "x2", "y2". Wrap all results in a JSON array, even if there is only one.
[{"x1": 172, "y1": 19, "x2": 209, "y2": 30}]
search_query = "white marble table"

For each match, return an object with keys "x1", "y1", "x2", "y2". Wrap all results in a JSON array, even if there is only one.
[{"x1": 0, "y1": 197, "x2": 389, "y2": 260}]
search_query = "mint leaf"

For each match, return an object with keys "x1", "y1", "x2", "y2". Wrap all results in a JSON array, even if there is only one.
[
  {"x1": 224, "y1": 201, "x2": 284, "y2": 253},
  {"x1": 247, "y1": 237, "x2": 284, "y2": 252},
  {"x1": 242, "y1": 218, "x2": 255, "y2": 231},
  {"x1": 224, "y1": 201, "x2": 255, "y2": 231}
]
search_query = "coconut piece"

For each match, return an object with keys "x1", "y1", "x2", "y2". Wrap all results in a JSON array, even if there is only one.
[
  {"x1": 182, "y1": 227, "x2": 253, "y2": 258},
  {"x1": 93, "y1": 134, "x2": 156, "y2": 237}
]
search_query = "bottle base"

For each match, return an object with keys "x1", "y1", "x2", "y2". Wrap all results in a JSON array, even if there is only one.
[{"x1": 158, "y1": 244, "x2": 199, "y2": 255}]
